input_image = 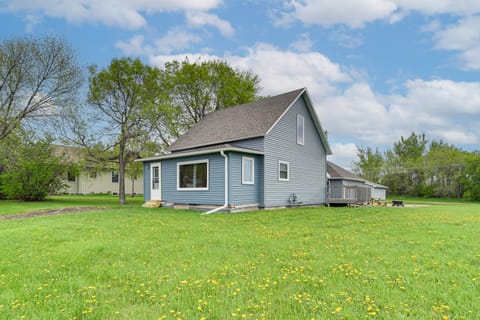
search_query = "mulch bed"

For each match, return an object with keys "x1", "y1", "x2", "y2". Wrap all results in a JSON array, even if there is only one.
[{"x1": 0, "y1": 207, "x2": 105, "y2": 221}]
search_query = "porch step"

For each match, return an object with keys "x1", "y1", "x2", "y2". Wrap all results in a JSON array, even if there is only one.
[{"x1": 142, "y1": 200, "x2": 163, "y2": 208}]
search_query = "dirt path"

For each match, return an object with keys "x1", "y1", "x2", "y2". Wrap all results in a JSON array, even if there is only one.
[{"x1": 0, "y1": 207, "x2": 105, "y2": 221}]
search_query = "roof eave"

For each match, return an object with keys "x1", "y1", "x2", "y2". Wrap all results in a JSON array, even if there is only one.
[
  {"x1": 136, "y1": 146, "x2": 265, "y2": 162},
  {"x1": 167, "y1": 134, "x2": 265, "y2": 153}
]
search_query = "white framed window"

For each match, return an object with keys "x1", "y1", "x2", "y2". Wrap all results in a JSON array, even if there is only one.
[
  {"x1": 297, "y1": 114, "x2": 305, "y2": 145},
  {"x1": 177, "y1": 159, "x2": 209, "y2": 190},
  {"x1": 242, "y1": 156, "x2": 255, "y2": 185},
  {"x1": 279, "y1": 161, "x2": 289, "y2": 181}
]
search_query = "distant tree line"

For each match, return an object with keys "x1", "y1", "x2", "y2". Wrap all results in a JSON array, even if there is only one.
[
  {"x1": 0, "y1": 36, "x2": 260, "y2": 202},
  {"x1": 353, "y1": 132, "x2": 480, "y2": 200}
]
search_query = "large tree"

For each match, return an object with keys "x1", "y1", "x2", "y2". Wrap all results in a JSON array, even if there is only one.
[
  {"x1": 423, "y1": 141, "x2": 467, "y2": 198},
  {"x1": 86, "y1": 58, "x2": 160, "y2": 204},
  {"x1": 384, "y1": 132, "x2": 428, "y2": 196},
  {"x1": 353, "y1": 146, "x2": 384, "y2": 182},
  {"x1": 0, "y1": 36, "x2": 82, "y2": 140},
  {"x1": 146, "y1": 59, "x2": 260, "y2": 147}
]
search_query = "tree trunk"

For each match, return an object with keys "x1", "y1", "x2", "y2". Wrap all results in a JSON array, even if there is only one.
[{"x1": 118, "y1": 141, "x2": 127, "y2": 205}]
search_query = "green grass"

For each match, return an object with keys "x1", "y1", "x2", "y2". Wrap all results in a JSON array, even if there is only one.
[
  {"x1": 0, "y1": 195, "x2": 143, "y2": 216},
  {"x1": 0, "y1": 197, "x2": 479, "y2": 319}
]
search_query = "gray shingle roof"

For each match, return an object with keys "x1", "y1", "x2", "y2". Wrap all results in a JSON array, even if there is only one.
[
  {"x1": 327, "y1": 161, "x2": 388, "y2": 188},
  {"x1": 327, "y1": 161, "x2": 365, "y2": 181},
  {"x1": 168, "y1": 88, "x2": 306, "y2": 152}
]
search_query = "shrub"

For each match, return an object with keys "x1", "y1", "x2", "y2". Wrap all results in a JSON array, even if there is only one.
[{"x1": 0, "y1": 138, "x2": 67, "y2": 201}]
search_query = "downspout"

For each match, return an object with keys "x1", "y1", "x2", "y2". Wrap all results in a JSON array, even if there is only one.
[{"x1": 202, "y1": 150, "x2": 228, "y2": 215}]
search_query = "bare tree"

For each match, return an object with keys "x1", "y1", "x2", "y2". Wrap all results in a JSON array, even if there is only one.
[
  {"x1": 0, "y1": 36, "x2": 82, "y2": 140},
  {"x1": 86, "y1": 58, "x2": 160, "y2": 205}
]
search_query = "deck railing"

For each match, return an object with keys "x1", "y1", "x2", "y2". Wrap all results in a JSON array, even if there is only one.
[{"x1": 327, "y1": 185, "x2": 371, "y2": 205}]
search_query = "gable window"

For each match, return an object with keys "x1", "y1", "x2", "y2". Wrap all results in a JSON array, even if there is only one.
[
  {"x1": 177, "y1": 160, "x2": 208, "y2": 190},
  {"x1": 297, "y1": 114, "x2": 305, "y2": 145},
  {"x1": 279, "y1": 161, "x2": 289, "y2": 181},
  {"x1": 112, "y1": 170, "x2": 119, "y2": 183},
  {"x1": 242, "y1": 156, "x2": 255, "y2": 184}
]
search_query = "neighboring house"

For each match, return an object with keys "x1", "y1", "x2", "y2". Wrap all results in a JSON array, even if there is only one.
[
  {"x1": 138, "y1": 88, "x2": 332, "y2": 211},
  {"x1": 53, "y1": 145, "x2": 143, "y2": 195},
  {"x1": 326, "y1": 161, "x2": 387, "y2": 205}
]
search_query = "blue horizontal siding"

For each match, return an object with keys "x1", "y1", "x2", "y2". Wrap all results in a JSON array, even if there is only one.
[
  {"x1": 264, "y1": 95, "x2": 327, "y2": 207},
  {"x1": 232, "y1": 137, "x2": 264, "y2": 152},
  {"x1": 161, "y1": 153, "x2": 225, "y2": 205},
  {"x1": 228, "y1": 152, "x2": 262, "y2": 206}
]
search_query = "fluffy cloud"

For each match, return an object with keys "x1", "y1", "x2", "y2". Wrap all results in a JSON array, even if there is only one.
[
  {"x1": 131, "y1": 41, "x2": 480, "y2": 151},
  {"x1": 3, "y1": 0, "x2": 223, "y2": 29},
  {"x1": 328, "y1": 143, "x2": 359, "y2": 169},
  {"x1": 387, "y1": 79, "x2": 480, "y2": 144},
  {"x1": 316, "y1": 82, "x2": 392, "y2": 144},
  {"x1": 283, "y1": 0, "x2": 480, "y2": 28},
  {"x1": 186, "y1": 11, "x2": 234, "y2": 37},
  {"x1": 285, "y1": 0, "x2": 397, "y2": 28},
  {"x1": 432, "y1": 16, "x2": 480, "y2": 70},
  {"x1": 226, "y1": 43, "x2": 351, "y2": 98}
]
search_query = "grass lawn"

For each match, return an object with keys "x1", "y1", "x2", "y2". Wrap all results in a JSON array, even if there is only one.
[
  {"x1": 0, "y1": 197, "x2": 479, "y2": 319},
  {"x1": 0, "y1": 195, "x2": 144, "y2": 216}
]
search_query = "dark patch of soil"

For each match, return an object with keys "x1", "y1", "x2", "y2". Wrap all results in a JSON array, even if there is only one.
[{"x1": 0, "y1": 207, "x2": 105, "y2": 221}]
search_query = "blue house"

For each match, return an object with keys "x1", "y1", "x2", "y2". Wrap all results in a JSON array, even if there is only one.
[{"x1": 138, "y1": 88, "x2": 332, "y2": 211}]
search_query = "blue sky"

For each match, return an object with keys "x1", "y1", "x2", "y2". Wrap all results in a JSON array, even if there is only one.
[{"x1": 1, "y1": 0, "x2": 480, "y2": 167}]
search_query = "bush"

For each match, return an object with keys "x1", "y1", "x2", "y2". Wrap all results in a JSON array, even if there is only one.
[{"x1": 0, "y1": 139, "x2": 67, "y2": 201}]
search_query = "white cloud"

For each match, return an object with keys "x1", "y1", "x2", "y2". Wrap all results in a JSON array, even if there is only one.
[
  {"x1": 116, "y1": 28, "x2": 202, "y2": 56},
  {"x1": 186, "y1": 11, "x2": 234, "y2": 37},
  {"x1": 328, "y1": 142, "x2": 359, "y2": 170},
  {"x1": 317, "y1": 82, "x2": 392, "y2": 144},
  {"x1": 141, "y1": 43, "x2": 480, "y2": 148},
  {"x1": 286, "y1": 0, "x2": 397, "y2": 28},
  {"x1": 432, "y1": 16, "x2": 480, "y2": 70},
  {"x1": 282, "y1": 0, "x2": 480, "y2": 28},
  {"x1": 328, "y1": 27, "x2": 363, "y2": 48},
  {"x1": 115, "y1": 35, "x2": 149, "y2": 56},
  {"x1": 289, "y1": 33, "x2": 314, "y2": 52},
  {"x1": 154, "y1": 27, "x2": 202, "y2": 54},
  {"x1": 225, "y1": 43, "x2": 351, "y2": 98},
  {"x1": 3, "y1": 0, "x2": 223, "y2": 29},
  {"x1": 386, "y1": 79, "x2": 480, "y2": 144}
]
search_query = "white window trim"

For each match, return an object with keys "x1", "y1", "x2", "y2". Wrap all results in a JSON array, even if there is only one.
[
  {"x1": 177, "y1": 159, "x2": 209, "y2": 191},
  {"x1": 297, "y1": 114, "x2": 305, "y2": 145},
  {"x1": 278, "y1": 160, "x2": 289, "y2": 181},
  {"x1": 242, "y1": 156, "x2": 255, "y2": 185}
]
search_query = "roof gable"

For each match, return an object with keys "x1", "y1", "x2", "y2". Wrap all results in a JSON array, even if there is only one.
[{"x1": 168, "y1": 88, "x2": 331, "y2": 154}]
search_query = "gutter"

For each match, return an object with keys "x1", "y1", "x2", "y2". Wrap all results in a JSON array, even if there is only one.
[{"x1": 202, "y1": 150, "x2": 228, "y2": 215}]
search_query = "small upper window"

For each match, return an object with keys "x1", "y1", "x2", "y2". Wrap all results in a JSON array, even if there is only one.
[
  {"x1": 297, "y1": 114, "x2": 305, "y2": 145},
  {"x1": 242, "y1": 156, "x2": 254, "y2": 184},
  {"x1": 279, "y1": 161, "x2": 289, "y2": 181}
]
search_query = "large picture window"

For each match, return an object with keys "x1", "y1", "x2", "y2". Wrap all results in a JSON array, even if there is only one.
[
  {"x1": 242, "y1": 156, "x2": 254, "y2": 184},
  {"x1": 297, "y1": 114, "x2": 305, "y2": 145},
  {"x1": 177, "y1": 160, "x2": 208, "y2": 190},
  {"x1": 279, "y1": 161, "x2": 289, "y2": 181}
]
